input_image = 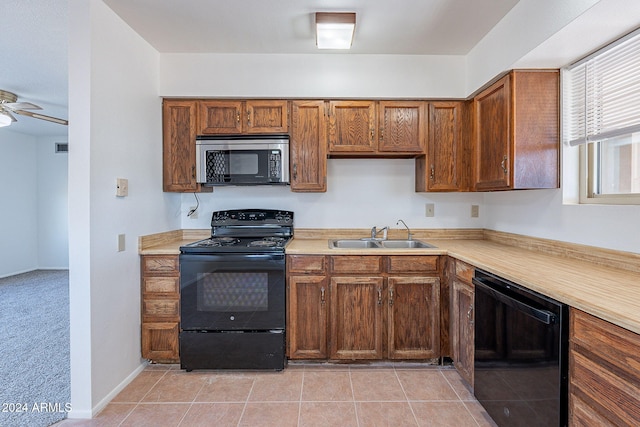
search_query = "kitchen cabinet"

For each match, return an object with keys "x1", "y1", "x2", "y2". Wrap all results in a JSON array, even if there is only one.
[
  {"x1": 473, "y1": 70, "x2": 559, "y2": 191},
  {"x1": 140, "y1": 255, "x2": 180, "y2": 363},
  {"x1": 198, "y1": 100, "x2": 289, "y2": 135},
  {"x1": 162, "y1": 99, "x2": 200, "y2": 192},
  {"x1": 449, "y1": 259, "x2": 475, "y2": 387},
  {"x1": 328, "y1": 100, "x2": 427, "y2": 156},
  {"x1": 416, "y1": 101, "x2": 471, "y2": 192},
  {"x1": 569, "y1": 308, "x2": 640, "y2": 426},
  {"x1": 290, "y1": 100, "x2": 327, "y2": 192},
  {"x1": 286, "y1": 255, "x2": 328, "y2": 359},
  {"x1": 287, "y1": 254, "x2": 442, "y2": 362}
]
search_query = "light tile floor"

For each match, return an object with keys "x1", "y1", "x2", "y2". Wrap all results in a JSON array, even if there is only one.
[{"x1": 55, "y1": 363, "x2": 497, "y2": 426}]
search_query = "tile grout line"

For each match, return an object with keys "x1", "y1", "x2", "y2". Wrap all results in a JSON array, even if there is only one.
[
  {"x1": 394, "y1": 366, "x2": 421, "y2": 426},
  {"x1": 116, "y1": 368, "x2": 172, "y2": 427},
  {"x1": 236, "y1": 374, "x2": 256, "y2": 427},
  {"x1": 297, "y1": 367, "x2": 305, "y2": 426},
  {"x1": 176, "y1": 373, "x2": 207, "y2": 427},
  {"x1": 348, "y1": 366, "x2": 361, "y2": 427},
  {"x1": 439, "y1": 370, "x2": 483, "y2": 427}
]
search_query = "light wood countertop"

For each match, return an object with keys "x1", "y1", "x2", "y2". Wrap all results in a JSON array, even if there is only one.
[{"x1": 139, "y1": 230, "x2": 640, "y2": 335}]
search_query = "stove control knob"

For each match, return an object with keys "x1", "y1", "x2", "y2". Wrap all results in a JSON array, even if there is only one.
[{"x1": 230, "y1": 316, "x2": 235, "y2": 321}]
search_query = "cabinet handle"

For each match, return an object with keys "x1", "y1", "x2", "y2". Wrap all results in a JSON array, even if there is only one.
[
  {"x1": 377, "y1": 288, "x2": 382, "y2": 305},
  {"x1": 293, "y1": 163, "x2": 298, "y2": 180},
  {"x1": 236, "y1": 111, "x2": 240, "y2": 123},
  {"x1": 320, "y1": 287, "x2": 325, "y2": 305},
  {"x1": 389, "y1": 288, "x2": 394, "y2": 306},
  {"x1": 370, "y1": 128, "x2": 375, "y2": 141},
  {"x1": 467, "y1": 304, "x2": 473, "y2": 325},
  {"x1": 430, "y1": 165, "x2": 435, "y2": 181},
  {"x1": 380, "y1": 128, "x2": 384, "y2": 141},
  {"x1": 191, "y1": 165, "x2": 196, "y2": 179},
  {"x1": 247, "y1": 111, "x2": 251, "y2": 127},
  {"x1": 501, "y1": 155, "x2": 508, "y2": 175}
]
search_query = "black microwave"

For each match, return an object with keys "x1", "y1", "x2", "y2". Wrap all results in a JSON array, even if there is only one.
[{"x1": 196, "y1": 135, "x2": 289, "y2": 186}]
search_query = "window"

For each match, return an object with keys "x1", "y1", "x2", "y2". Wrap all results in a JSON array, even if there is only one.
[{"x1": 564, "y1": 28, "x2": 640, "y2": 204}]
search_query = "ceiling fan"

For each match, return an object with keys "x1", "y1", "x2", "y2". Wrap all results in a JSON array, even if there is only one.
[{"x1": 0, "y1": 89, "x2": 68, "y2": 127}]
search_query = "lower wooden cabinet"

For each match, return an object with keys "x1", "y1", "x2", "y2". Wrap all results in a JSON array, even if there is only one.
[
  {"x1": 287, "y1": 254, "x2": 441, "y2": 362},
  {"x1": 569, "y1": 309, "x2": 640, "y2": 426},
  {"x1": 140, "y1": 255, "x2": 180, "y2": 363},
  {"x1": 449, "y1": 259, "x2": 475, "y2": 387}
]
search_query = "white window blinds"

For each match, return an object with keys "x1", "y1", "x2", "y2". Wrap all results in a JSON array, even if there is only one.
[{"x1": 566, "y1": 28, "x2": 640, "y2": 146}]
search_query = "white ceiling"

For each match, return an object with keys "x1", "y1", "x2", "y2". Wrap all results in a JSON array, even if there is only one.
[{"x1": 1, "y1": 0, "x2": 522, "y2": 137}]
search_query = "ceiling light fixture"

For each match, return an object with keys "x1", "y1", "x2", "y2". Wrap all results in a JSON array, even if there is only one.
[
  {"x1": 315, "y1": 12, "x2": 356, "y2": 50},
  {"x1": 0, "y1": 111, "x2": 12, "y2": 127}
]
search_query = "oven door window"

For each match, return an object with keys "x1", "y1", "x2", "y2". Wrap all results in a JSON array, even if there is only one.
[
  {"x1": 197, "y1": 272, "x2": 269, "y2": 312},
  {"x1": 180, "y1": 254, "x2": 285, "y2": 331}
]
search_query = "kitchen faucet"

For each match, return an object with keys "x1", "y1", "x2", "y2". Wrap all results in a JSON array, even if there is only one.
[
  {"x1": 370, "y1": 226, "x2": 388, "y2": 240},
  {"x1": 396, "y1": 219, "x2": 413, "y2": 240}
]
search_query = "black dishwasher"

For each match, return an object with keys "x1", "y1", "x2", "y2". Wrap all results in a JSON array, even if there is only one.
[{"x1": 473, "y1": 270, "x2": 568, "y2": 427}]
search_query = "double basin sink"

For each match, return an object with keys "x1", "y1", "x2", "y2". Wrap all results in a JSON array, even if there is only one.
[{"x1": 328, "y1": 239, "x2": 436, "y2": 249}]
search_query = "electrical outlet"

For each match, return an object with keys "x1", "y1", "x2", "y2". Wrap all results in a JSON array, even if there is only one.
[
  {"x1": 188, "y1": 206, "x2": 198, "y2": 219},
  {"x1": 471, "y1": 205, "x2": 479, "y2": 218},
  {"x1": 425, "y1": 203, "x2": 435, "y2": 217}
]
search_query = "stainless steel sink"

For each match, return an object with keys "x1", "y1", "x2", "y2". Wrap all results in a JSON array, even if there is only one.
[
  {"x1": 328, "y1": 239, "x2": 436, "y2": 249},
  {"x1": 380, "y1": 239, "x2": 436, "y2": 248},
  {"x1": 329, "y1": 239, "x2": 382, "y2": 249}
]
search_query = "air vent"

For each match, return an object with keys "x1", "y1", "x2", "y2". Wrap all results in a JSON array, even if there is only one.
[{"x1": 55, "y1": 143, "x2": 68, "y2": 153}]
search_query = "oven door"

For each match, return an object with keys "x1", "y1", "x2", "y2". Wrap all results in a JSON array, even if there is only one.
[{"x1": 179, "y1": 253, "x2": 285, "y2": 331}]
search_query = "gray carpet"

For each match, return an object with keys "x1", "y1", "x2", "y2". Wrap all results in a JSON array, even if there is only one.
[{"x1": 0, "y1": 270, "x2": 70, "y2": 427}]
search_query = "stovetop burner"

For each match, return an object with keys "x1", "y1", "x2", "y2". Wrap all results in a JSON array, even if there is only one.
[{"x1": 180, "y1": 209, "x2": 294, "y2": 254}]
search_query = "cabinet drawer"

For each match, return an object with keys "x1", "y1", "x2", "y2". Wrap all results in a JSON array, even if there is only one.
[
  {"x1": 142, "y1": 255, "x2": 179, "y2": 274},
  {"x1": 330, "y1": 256, "x2": 383, "y2": 274},
  {"x1": 570, "y1": 309, "x2": 640, "y2": 377},
  {"x1": 387, "y1": 256, "x2": 438, "y2": 273},
  {"x1": 288, "y1": 255, "x2": 326, "y2": 274},
  {"x1": 143, "y1": 276, "x2": 179, "y2": 294},
  {"x1": 143, "y1": 297, "x2": 180, "y2": 319},
  {"x1": 454, "y1": 260, "x2": 474, "y2": 283}
]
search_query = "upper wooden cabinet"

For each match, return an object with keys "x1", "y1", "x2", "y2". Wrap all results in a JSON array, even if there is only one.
[
  {"x1": 198, "y1": 100, "x2": 289, "y2": 135},
  {"x1": 290, "y1": 101, "x2": 327, "y2": 192},
  {"x1": 328, "y1": 100, "x2": 426, "y2": 156},
  {"x1": 162, "y1": 99, "x2": 199, "y2": 192},
  {"x1": 416, "y1": 101, "x2": 471, "y2": 192},
  {"x1": 473, "y1": 70, "x2": 559, "y2": 191}
]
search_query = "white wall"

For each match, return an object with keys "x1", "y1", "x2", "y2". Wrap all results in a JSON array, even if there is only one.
[
  {"x1": 68, "y1": 0, "x2": 182, "y2": 417},
  {"x1": 180, "y1": 159, "x2": 483, "y2": 232},
  {"x1": 37, "y1": 136, "x2": 69, "y2": 269},
  {"x1": 0, "y1": 131, "x2": 39, "y2": 277}
]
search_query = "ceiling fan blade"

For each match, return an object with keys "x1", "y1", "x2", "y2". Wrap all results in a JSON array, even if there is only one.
[
  {"x1": 3, "y1": 102, "x2": 42, "y2": 111},
  {"x1": 13, "y1": 109, "x2": 68, "y2": 125}
]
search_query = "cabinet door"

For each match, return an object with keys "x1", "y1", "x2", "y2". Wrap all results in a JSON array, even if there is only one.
[
  {"x1": 288, "y1": 275, "x2": 328, "y2": 359},
  {"x1": 163, "y1": 100, "x2": 199, "y2": 192},
  {"x1": 198, "y1": 100, "x2": 243, "y2": 134},
  {"x1": 329, "y1": 276, "x2": 384, "y2": 360},
  {"x1": 141, "y1": 322, "x2": 179, "y2": 363},
  {"x1": 422, "y1": 101, "x2": 466, "y2": 191},
  {"x1": 245, "y1": 100, "x2": 289, "y2": 133},
  {"x1": 290, "y1": 100, "x2": 327, "y2": 192},
  {"x1": 473, "y1": 74, "x2": 511, "y2": 191},
  {"x1": 328, "y1": 100, "x2": 377, "y2": 153},
  {"x1": 387, "y1": 276, "x2": 440, "y2": 360},
  {"x1": 451, "y1": 278, "x2": 474, "y2": 387},
  {"x1": 378, "y1": 101, "x2": 426, "y2": 153}
]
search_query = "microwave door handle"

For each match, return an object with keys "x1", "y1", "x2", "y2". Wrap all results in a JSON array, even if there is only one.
[{"x1": 472, "y1": 277, "x2": 557, "y2": 325}]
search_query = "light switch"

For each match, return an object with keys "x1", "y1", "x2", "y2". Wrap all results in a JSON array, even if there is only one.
[
  {"x1": 117, "y1": 234, "x2": 125, "y2": 252},
  {"x1": 116, "y1": 178, "x2": 128, "y2": 197}
]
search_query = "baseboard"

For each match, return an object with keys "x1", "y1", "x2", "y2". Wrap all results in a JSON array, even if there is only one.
[
  {"x1": 67, "y1": 361, "x2": 148, "y2": 419},
  {"x1": 0, "y1": 268, "x2": 37, "y2": 279}
]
